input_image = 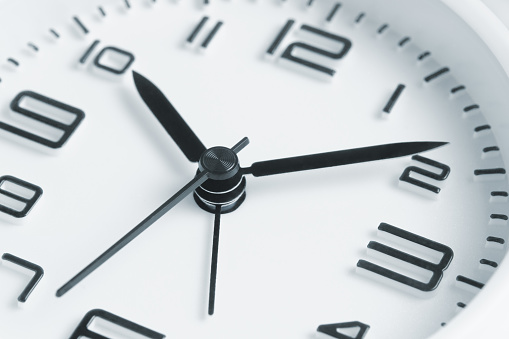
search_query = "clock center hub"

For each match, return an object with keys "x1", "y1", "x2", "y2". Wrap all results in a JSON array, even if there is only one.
[
  {"x1": 199, "y1": 146, "x2": 240, "y2": 180},
  {"x1": 194, "y1": 146, "x2": 246, "y2": 214}
]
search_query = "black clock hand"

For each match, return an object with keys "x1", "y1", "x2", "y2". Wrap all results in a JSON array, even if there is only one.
[
  {"x1": 133, "y1": 70, "x2": 206, "y2": 162},
  {"x1": 57, "y1": 137, "x2": 250, "y2": 297},
  {"x1": 56, "y1": 171, "x2": 209, "y2": 297},
  {"x1": 208, "y1": 205, "x2": 222, "y2": 316},
  {"x1": 242, "y1": 141, "x2": 447, "y2": 177}
]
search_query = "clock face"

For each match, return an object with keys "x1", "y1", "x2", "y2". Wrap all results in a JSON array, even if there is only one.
[{"x1": 0, "y1": 0, "x2": 508, "y2": 338}]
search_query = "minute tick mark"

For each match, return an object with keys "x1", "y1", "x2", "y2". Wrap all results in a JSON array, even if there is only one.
[
  {"x1": 28, "y1": 43, "x2": 39, "y2": 52},
  {"x1": 490, "y1": 213, "x2": 508, "y2": 221},
  {"x1": 50, "y1": 28, "x2": 60, "y2": 38},
  {"x1": 378, "y1": 24, "x2": 389, "y2": 34},
  {"x1": 424, "y1": 67, "x2": 450, "y2": 82},
  {"x1": 399, "y1": 36, "x2": 411, "y2": 47},
  {"x1": 7, "y1": 58, "x2": 19, "y2": 67},
  {"x1": 464, "y1": 104, "x2": 480, "y2": 113},
  {"x1": 483, "y1": 146, "x2": 500, "y2": 154},
  {"x1": 480, "y1": 259, "x2": 498, "y2": 268},
  {"x1": 456, "y1": 275, "x2": 484, "y2": 289},
  {"x1": 73, "y1": 16, "x2": 89, "y2": 34},
  {"x1": 474, "y1": 168, "x2": 506, "y2": 176},
  {"x1": 451, "y1": 85, "x2": 466, "y2": 94},
  {"x1": 326, "y1": 3, "x2": 341, "y2": 22},
  {"x1": 355, "y1": 12, "x2": 366, "y2": 23},
  {"x1": 418, "y1": 51, "x2": 431, "y2": 61},
  {"x1": 474, "y1": 124, "x2": 491, "y2": 133},
  {"x1": 487, "y1": 236, "x2": 505, "y2": 245}
]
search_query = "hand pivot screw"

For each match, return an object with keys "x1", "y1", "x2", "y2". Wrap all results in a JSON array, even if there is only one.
[{"x1": 195, "y1": 141, "x2": 249, "y2": 214}]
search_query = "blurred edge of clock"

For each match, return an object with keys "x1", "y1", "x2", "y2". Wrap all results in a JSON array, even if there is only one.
[{"x1": 430, "y1": 0, "x2": 509, "y2": 338}]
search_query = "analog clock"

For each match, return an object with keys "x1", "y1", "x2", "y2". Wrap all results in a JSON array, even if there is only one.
[{"x1": 0, "y1": 0, "x2": 508, "y2": 338}]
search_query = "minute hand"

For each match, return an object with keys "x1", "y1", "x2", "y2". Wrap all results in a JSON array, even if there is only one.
[{"x1": 242, "y1": 141, "x2": 447, "y2": 177}]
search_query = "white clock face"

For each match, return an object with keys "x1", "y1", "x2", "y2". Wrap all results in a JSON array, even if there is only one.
[{"x1": 0, "y1": 0, "x2": 508, "y2": 338}]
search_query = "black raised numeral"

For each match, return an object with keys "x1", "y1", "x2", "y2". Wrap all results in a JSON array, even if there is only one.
[
  {"x1": 0, "y1": 91, "x2": 85, "y2": 149},
  {"x1": 0, "y1": 175, "x2": 43, "y2": 218},
  {"x1": 282, "y1": 25, "x2": 352, "y2": 76},
  {"x1": 69, "y1": 309, "x2": 166, "y2": 339},
  {"x1": 399, "y1": 155, "x2": 450, "y2": 194},
  {"x1": 80, "y1": 40, "x2": 135, "y2": 75},
  {"x1": 1, "y1": 253, "x2": 44, "y2": 303},
  {"x1": 268, "y1": 20, "x2": 352, "y2": 77},
  {"x1": 187, "y1": 16, "x2": 224, "y2": 49},
  {"x1": 94, "y1": 46, "x2": 135, "y2": 74},
  {"x1": 317, "y1": 321, "x2": 370, "y2": 339},
  {"x1": 357, "y1": 223, "x2": 454, "y2": 292}
]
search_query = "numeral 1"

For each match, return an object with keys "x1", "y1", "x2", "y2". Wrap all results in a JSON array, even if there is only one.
[{"x1": 357, "y1": 223, "x2": 454, "y2": 292}]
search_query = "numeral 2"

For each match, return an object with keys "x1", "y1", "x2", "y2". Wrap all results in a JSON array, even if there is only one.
[
  {"x1": 357, "y1": 223, "x2": 454, "y2": 292},
  {"x1": 399, "y1": 155, "x2": 450, "y2": 194}
]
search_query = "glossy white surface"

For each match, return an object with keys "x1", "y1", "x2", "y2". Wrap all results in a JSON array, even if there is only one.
[{"x1": 0, "y1": 0, "x2": 508, "y2": 338}]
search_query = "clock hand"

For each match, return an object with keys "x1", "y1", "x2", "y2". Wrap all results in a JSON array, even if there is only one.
[
  {"x1": 57, "y1": 137, "x2": 249, "y2": 297},
  {"x1": 242, "y1": 141, "x2": 447, "y2": 177},
  {"x1": 208, "y1": 205, "x2": 222, "y2": 316},
  {"x1": 132, "y1": 70, "x2": 206, "y2": 162},
  {"x1": 56, "y1": 171, "x2": 209, "y2": 297}
]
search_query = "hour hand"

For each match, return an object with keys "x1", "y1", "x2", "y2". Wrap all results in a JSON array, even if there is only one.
[
  {"x1": 242, "y1": 141, "x2": 447, "y2": 177},
  {"x1": 132, "y1": 70, "x2": 206, "y2": 162}
]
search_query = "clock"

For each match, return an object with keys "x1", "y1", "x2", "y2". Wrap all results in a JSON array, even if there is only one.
[{"x1": 0, "y1": 0, "x2": 508, "y2": 338}]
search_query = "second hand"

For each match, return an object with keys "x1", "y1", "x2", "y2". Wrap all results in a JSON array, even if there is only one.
[{"x1": 208, "y1": 205, "x2": 222, "y2": 315}]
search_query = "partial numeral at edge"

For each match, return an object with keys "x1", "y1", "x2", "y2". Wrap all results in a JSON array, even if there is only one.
[
  {"x1": 0, "y1": 91, "x2": 85, "y2": 149},
  {"x1": 69, "y1": 309, "x2": 166, "y2": 339},
  {"x1": 318, "y1": 321, "x2": 370, "y2": 339},
  {"x1": 0, "y1": 175, "x2": 42, "y2": 218}
]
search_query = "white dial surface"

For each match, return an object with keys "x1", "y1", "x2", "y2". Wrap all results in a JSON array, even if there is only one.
[{"x1": 0, "y1": 0, "x2": 508, "y2": 338}]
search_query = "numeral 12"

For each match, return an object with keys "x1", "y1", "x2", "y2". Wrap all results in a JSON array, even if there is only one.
[{"x1": 267, "y1": 19, "x2": 352, "y2": 77}]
